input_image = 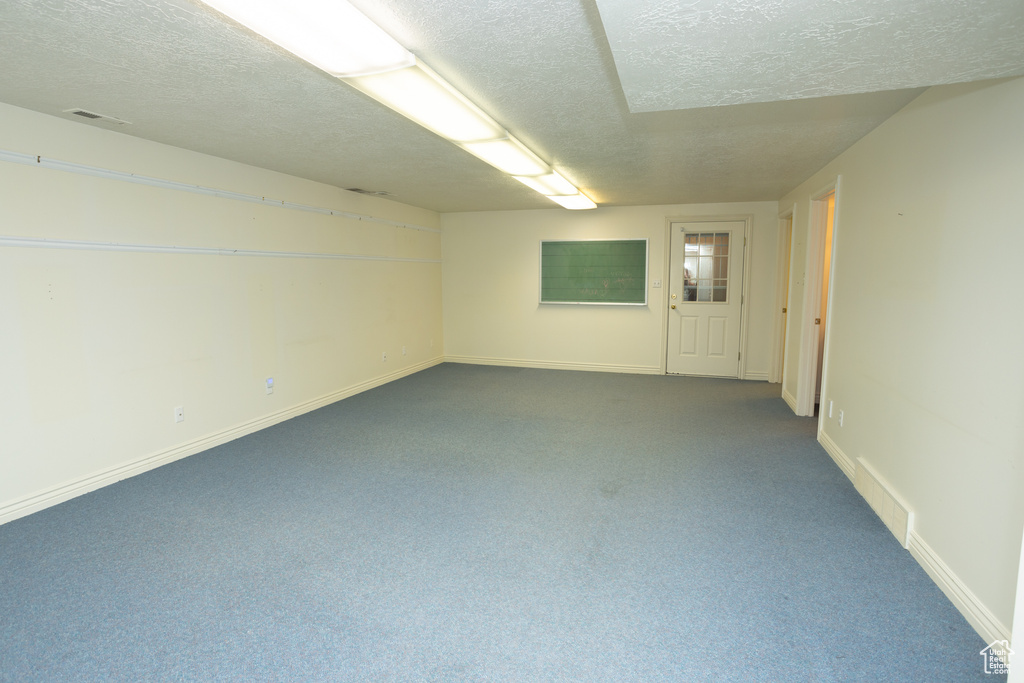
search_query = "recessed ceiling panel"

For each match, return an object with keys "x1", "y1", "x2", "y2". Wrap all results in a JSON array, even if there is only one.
[{"x1": 595, "y1": 0, "x2": 1024, "y2": 112}]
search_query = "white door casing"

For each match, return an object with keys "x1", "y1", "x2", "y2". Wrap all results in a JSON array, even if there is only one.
[
  {"x1": 794, "y1": 178, "x2": 840, "y2": 418},
  {"x1": 666, "y1": 220, "x2": 746, "y2": 377},
  {"x1": 770, "y1": 211, "x2": 793, "y2": 384}
]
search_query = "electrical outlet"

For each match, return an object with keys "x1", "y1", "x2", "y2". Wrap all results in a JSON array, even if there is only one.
[
  {"x1": 382, "y1": 351, "x2": 388, "y2": 362},
  {"x1": 266, "y1": 377, "x2": 274, "y2": 395},
  {"x1": 174, "y1": 406, "x2": 184, "y2": 423},
  {"x1": 652, "y1": 279, "x2": 662, "y2": 288},
  {"x1": 402, "y1": 346, "x2": 407, "y2": 356},
  {"x1": 838, "y1": 410, "x2": 844, "y2": 427}
]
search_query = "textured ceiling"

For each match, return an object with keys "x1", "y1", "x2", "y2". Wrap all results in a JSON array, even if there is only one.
[
  {"x1": 594, "y1": 0, "x2": 1024, "y2": 112},
  {"x1": 0, "y1": 0, "x2": 1017, "y2": 213}
]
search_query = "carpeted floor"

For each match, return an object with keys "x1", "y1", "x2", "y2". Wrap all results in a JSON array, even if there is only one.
[{"x1": 0, "y1": 363, "x2": 1001, "y2": 681}]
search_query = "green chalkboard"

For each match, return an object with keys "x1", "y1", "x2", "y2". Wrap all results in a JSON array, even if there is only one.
[{"x1": 540, "y1": 239, "x2": 648, "y2": 305}]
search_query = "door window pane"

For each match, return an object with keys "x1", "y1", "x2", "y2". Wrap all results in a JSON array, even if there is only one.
[{"x1": 682, "y1": 232, "x2": 729, "y2": 304}]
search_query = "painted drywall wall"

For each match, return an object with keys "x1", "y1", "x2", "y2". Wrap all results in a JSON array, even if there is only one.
[
  {"x1": 779, "y1": 77, "x2": 1024, "y2": 640},
  {"x1": 0, "y1": 103, "x2": 443, "y2": 521},
  {"x1": 441, "y1": 202, "x2": 778, "y2": 377}
]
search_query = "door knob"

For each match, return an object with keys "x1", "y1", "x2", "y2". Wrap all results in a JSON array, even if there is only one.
[{"x1": 671, "y1": 304, "x2": 676, "y2": 309}]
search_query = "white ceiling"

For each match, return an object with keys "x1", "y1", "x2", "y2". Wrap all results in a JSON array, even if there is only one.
[
  {"x1": 595, "y1": 0, "x2": 1024, "y2": 112},
  {"x1": 0, "y1": 0, "x2": 1020, "y2": 213}
]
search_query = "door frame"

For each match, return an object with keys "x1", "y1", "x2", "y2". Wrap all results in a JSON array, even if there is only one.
[
  {"x1": 661, "y1": 214, "x2": 754, "y2": 378},
  {"x1": 794, "y1": 178, "x2": 841, "y2": 418},
  {"x1": 770, "y1": 207, "x2": 795, "y2": 384}
]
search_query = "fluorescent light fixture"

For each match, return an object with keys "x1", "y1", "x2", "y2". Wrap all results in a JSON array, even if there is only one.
[
  {"x1": 199, "y1": 0, "x2": 414, "y2": 76},
  {"x1": 202, "y1": 0, "x2": 597, "y2": 209},
  {"x1": 461, "y1": 137, "x2": 551, "y2": 176},
  {"x1": 548, "y1": 193, "x2": 598, "y2": 210},
  {"x1": 513, "y1": 171, "x2": 578, "y2": 196},
  {"x1": 344, "y1": 61, "x2": 505, "y2": 143}
]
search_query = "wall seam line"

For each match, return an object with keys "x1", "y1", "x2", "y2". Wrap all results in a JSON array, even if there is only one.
[{"x1": 0, "y1": 148, "x2": 441, "y2": 234}]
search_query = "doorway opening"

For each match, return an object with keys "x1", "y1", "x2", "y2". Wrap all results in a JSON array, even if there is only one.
[
  {"x1": 815, "y1": 192, "x2": 836, "y2": 407},
  {"x1": 792, "y1": 181, "x2": 839, "y2": 418}
]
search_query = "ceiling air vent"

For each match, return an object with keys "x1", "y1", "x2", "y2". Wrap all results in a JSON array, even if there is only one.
[
  {"x1": 63, "y1": 108, "x2": 131, "y2": 125},
  {"x1": 346, "y1": 188, "x2": 395, "y2": 197}
]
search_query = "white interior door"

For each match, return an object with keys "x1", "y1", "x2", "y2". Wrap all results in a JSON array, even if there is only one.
[{"x1": 667, "y1": 221, "x2": 746, "y2": 377}]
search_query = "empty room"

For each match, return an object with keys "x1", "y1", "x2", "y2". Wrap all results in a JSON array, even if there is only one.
[{"x1": 1, "y1": 0, "x2": 1023, "y2": 680}]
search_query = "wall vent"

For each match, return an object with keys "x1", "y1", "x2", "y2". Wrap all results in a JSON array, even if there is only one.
[
  {"x1": 63, "y1": 108, "x2": 131, "y2": 125},
  {"x1": 855, "y1": 457, "x2": 914, "y2": 548}
]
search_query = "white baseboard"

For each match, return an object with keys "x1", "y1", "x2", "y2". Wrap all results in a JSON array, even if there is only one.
[
  {"x1": 0, "y1": 357, "x2": 443, "y2": 526},
  {"x1": 817, "y1": 428, "x2": 1008, "y2": 646},
  {"x1": 908, "y1": 531, "x2": 1011, "y2": 645},
  {"x1": 818, "y1": 429, "x2": 855, "y2": 481},
  {"x1": 6, "y1": 356, "x2": 1008, "y2": 652},
  {"x1": 444, "y1": 355, "x2": 662, "y2": 375},
  {"x1": 782, "y1": 388, "x2": 798, "y2": 414},
  {"x1": 743, "y1": 371, "x2": 769, "y2": 381}
]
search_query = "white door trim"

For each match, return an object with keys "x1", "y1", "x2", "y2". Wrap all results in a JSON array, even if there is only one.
[
  {"x1": 658, "y1": 218, "x2": 672, "y2": 375},
  {"x1": 795, "y1": 178, "x2": 842, "y2": 417},
  {"x1": 816, "y1": 180, "x2": 842, "y2": 437},
  {"x1": 663, "y1": 214, "x2": 754, "y2": 378},
  {"x1": 770, "y1": 207, "x2": 795, "y2": 384}
]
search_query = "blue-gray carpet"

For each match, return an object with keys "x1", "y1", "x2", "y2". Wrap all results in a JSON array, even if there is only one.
[{"x1": 0, "y1": 364, "x2": 1000, "y2": 681}]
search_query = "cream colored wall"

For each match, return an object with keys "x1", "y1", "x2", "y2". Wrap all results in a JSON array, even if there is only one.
[
  {"x1": 779, "y1": 77, "x2": 1024, "y2": 640},
  {"x1": 0, "y1": 103, "x2": 443, "y2": 521},
  {"x1": 441, "y1": 202, "x2": 778, "y2": 377}
]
